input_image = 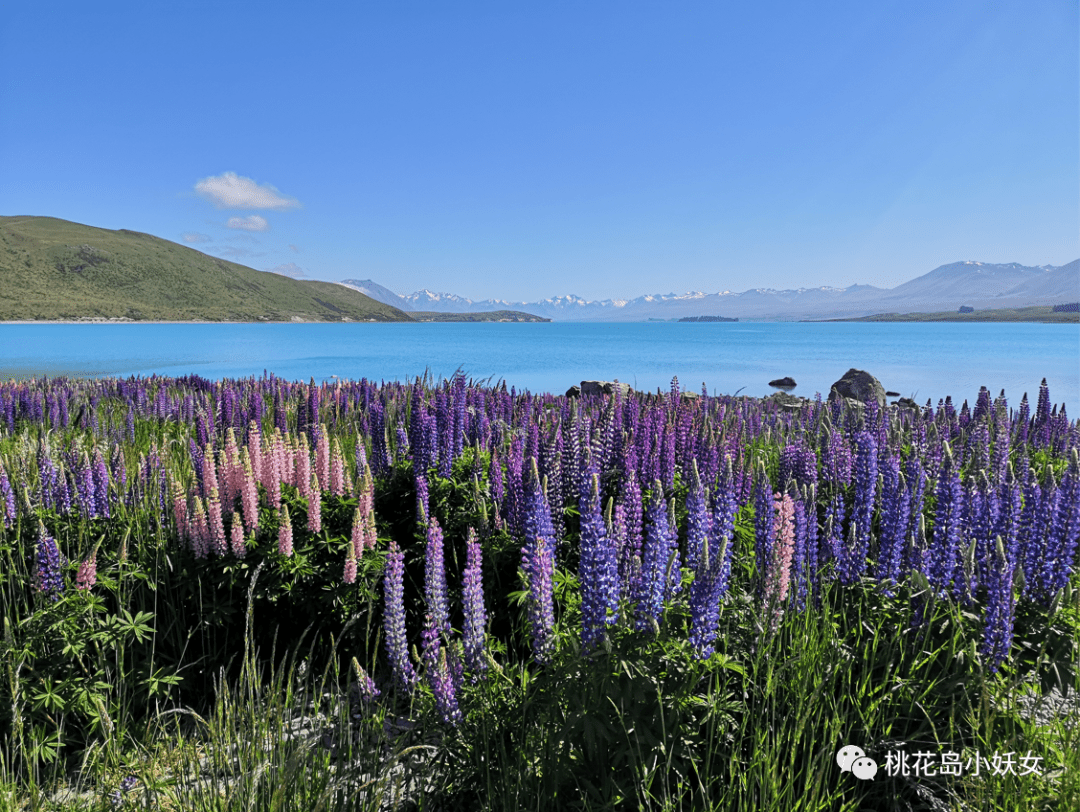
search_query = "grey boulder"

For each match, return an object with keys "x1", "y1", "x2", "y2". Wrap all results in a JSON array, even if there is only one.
[{"x1": 828, "y1": 369, "x2": 886, "y2": 412}]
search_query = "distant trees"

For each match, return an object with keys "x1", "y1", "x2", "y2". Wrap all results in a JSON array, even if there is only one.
[{"x1": 1052, "y1": 302, "x2": 1079, "y2": 313}]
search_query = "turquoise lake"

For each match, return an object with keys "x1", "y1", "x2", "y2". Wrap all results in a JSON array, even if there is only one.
[{"x1": 1, "y1": 322, "x2": 1077, "y2": 414}]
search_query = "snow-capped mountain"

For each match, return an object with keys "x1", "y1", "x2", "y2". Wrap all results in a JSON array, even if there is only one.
[{"x1": 337, "y1": 260, "x2": 1078, "y2": 322}]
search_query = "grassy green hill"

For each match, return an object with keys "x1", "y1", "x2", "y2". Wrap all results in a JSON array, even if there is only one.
[
  {"x1": 0, "y1": 216, "x2": 412, "y2": 322},
  {"x1": 807, "y1": 305, "x2": 1079, "y2": 324},
  {"x1": 410, "y1": 310, "x2": 549, "y2": 322}
]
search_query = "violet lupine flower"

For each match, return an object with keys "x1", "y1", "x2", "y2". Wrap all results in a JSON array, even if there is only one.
[
  {"x1": 77, "y1": 453, "x2": 96, "y2": 519},
  {"x1": 425, "y1": 517, "x2": 450, "y2": 634},
  {"x1": 35, "y1": 533, "x2": 64, "y2": 602},
  {"x1": 1044, "y1": 453, "x2": 1080, "y2": 596},
  {"x1": 461, "y1": 527, "x2": 487, "y2": 677},
  {"x1": 278, "y1": 505, "x2": 294, "y2": 557},
  {"x1": 980, "y1": 536, "x2": 1017, "y2": 674},
  {"x1": 415, "y1": 473, "x2": 429, "y2": 526},
  {"x1": 753, "y1": 467, "x2": 774, "y2": 596},
  {"x1": 527, "y1": 535, "x2": 556, "y2": 664},
  {"x1": 488, "y1": 446, "x2": 504, "y2": 506},
  {"x1": 875, "y1": 457, "x2": 908, "y2": 596},
  {"x1": 838, "y1": 431, "x2": 876, "y2": 586},
  {"x1": 75, "y1": 548, "x2": 97, "y2": 590},
  {"x1": 633, "y1": 483, "x2": 677, "y2": 633},
  {"x1": 307, "y1": 473, "x2": 322, "y2": 534},
  {"x1": 0, "y1": 465, "x2": 15, "y2": 528},
  {"x1": 579, "y1": 472, "x2": 619, "y2": 651},
  {"x1": 352, "y1": 658, "x2": 380, "y2": 702},
  {"x1": 422, "y1": 618, "x2": 462, "y2": 726},
  {"x1": 926, "y1": 442, "x2": 964, "y2": 597},
  {"x1": 688, "y1": 540, "x2": 725, "y2": 659},
  {"x1": 710, "y1": 457, "x2": 738, "y2": 599},
  {"x1": 230, "y1": 516, "x2": 246, "y2": 558},
  {"x1": 110, "y1": 445, "x2": 127, "y2": 506},
  {"x1": 384, "y1": 540, "x2": 418, "y2": 690},
  {"x1": 684, "y1": 461, "x2": 711, "y2": 571}
]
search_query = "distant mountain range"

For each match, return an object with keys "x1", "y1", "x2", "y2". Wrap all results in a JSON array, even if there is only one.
[{"x1": 340, "y1": 259, "x2": 1079, "y2": 322}]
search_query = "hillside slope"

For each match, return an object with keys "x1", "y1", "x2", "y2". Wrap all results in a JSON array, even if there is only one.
[{"x1": 0, "y1": 216, "x2": 412, "y2": 322}]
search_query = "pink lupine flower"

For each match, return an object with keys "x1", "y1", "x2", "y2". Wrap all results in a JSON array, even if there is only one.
[
  {"x1": 773, "y1": 492, "x2": 796, "y2": 604},
  {"x1": 268, "y1": 434, "x2": 283, "y2": 508},
  {"x1": 316, "y1": 428, "x2": 330, "y2": 491},
  {"x1": 207, "y1": 487, "x2": 227, "y2": 556},
  {"x1": 344, "y1": 539, "x2": 357, "y2": 584},
  {"x1": 191, "y1": 497, "x2": 210, "y2": 558},
  {"x1": 171, "y1": 477, "x2": 189, "y2": 543},
  {"x1": 230, "y1": 516, "x2": 247, "y2": 558},
  {"x1": 241, "y1": 453, "x2": 260, "y2": 533},
  {"x1": 307, "y1": 473, "x2": 322, "y2": 533},
  {"x1": 350, "y1": 504, "x2": 365, "y2": 559},
  {"x1": 279, "y1": 505, "x2": 294, "y2": 557},
  {"x1": 202, "y1": 449, "x2": 219, "y2": 500},
  {"x1": 363, "y1": 510, "x2": 377, "y2": 550},
  {"x1": 247, "y1": 422, "x2": 263, "y2": 482},
  {"x1": 76, "y1": 549, "x2": 98, "y2": 590},
  {"x1": 222, "y1": 430, "x2": 240, "y2": 512},
  {"x1": 330, "y1": 438, "x2": 345, "y2": 496},
  {"x1": 296, "y1": 435, "x2": 311, "y2": 502}
]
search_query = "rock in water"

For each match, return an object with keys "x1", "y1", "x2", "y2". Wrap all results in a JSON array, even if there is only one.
[
  {"x1": 579, "y1": 381, "x2": 633, "y2": 398},
  {"x1": 828, "y1": 369, "x2": 886, "y2": 412}
]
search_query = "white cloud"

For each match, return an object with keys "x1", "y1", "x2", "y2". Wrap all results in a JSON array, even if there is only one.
[
  {"x1": 288, "y1": 244, "x2": 300, "y2": 253},
  {"x1": 182, "y1": 232, "x2": 212, "y2": 243},
  {"x1": 195, "y1": 171, "x2": 300, "y2": 210},
  {"x1": 226, "y1": 214, "x2": 269, "y2": 232},
  {"x1": 267, "y1": 262, "x2": 309, "y2": 279}
]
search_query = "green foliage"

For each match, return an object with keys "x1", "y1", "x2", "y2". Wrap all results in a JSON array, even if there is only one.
[{"x1": 0, "y1": 216, "x2": 413, "y2": 323}]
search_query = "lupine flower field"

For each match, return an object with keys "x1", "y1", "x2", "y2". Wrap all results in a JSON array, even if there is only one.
[{"x1": 1, "y1": 372, "x2": 1078, "y2": 810}]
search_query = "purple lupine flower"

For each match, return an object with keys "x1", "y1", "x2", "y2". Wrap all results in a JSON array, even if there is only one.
[
  {"x1": 422, "y1": 617, "x2": 462, "y2": 726},
  {"x1": 92, "y1": 448, "x2": 110, "y2": 519},
  {"x1": 753, "y1": 466, "x2": 774, "y2": 596},
  {"x1": 207, "y1": 487, "x2": 227, "y2": 556},
  {"x1": 352, "y1": 658, "x2": 380, "y2": 703},
  {"x1": 980, "y1": 536, "x2": 1018, "y2": 674},
  {"x1": 425, "y1": 517, "x2": 450, "y2": 634},
  {"x1": 1042, "y1": 461, "x2": 1080, "y2": 597},
  {"x1": 488, "y1": 445, "x2": 504, "y2": 507},
  {"x1": 230, "y1": 515, "x2": 247, "y2": 558},
  {"x1": 925, "y1": 442, "x2": 964, "y2": 597},
  {"x1": 633, "y1": 483, "x2": 677, "y2": 633},
  {"x1": 711, "y1": 456, "x2": 738, "y2": 599},
  {"x1": 384, "y1": 540, "x2": 418, "y2": 690},
  {"x1": 461, "y1": 527, "x2": 487, "y2": 677},
  {"x1": 579, "y1": 472, "x2": 619, "y2": 651},
  {"x1": 1, "y1": 464, "x2": 17, "y2": 528},
  {"x1": 840, "y1": 431, "x2": 876, "y2": 585},
  {"x1": 875, "y1": 456, "x2": 908, "y2": 595},
  {"x1": 684, "y1": 461, "x2": 711, "y2": 571},
  {"x1": 527, "y1": 534, "x2": 556, "y2": 664},
  {"x1": 616, "y1": 459, "x2": 644, "y2": 594},
  {"x1": 415, "y1": 472, "x2": 430, "y2": 526},
  {"x1": 35, "y1": 533, "x2": 64, "y2": 602},
  {"x1": 76, "y1": 453, "x2": 96, "y2": 519}
]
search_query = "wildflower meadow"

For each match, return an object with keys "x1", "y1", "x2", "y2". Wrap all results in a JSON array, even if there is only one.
[{"x1": 0, "y1": 373, "x2": 1077, "y2": 810}]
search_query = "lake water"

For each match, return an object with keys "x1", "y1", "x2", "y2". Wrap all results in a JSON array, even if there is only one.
[{"x1": 1, "y1": 322, "x2": 1077, "y2": 414}]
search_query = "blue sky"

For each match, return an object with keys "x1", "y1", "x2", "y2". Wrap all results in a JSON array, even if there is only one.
[{"x1": 1, "y1": 2, "x2": 1076, "y2": 302}]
